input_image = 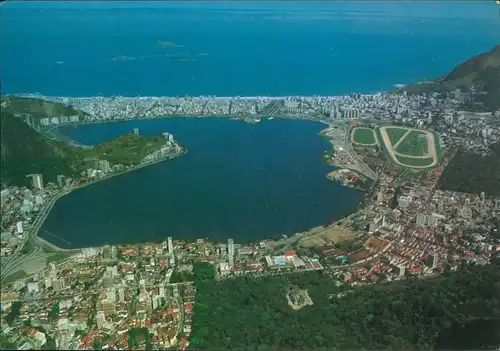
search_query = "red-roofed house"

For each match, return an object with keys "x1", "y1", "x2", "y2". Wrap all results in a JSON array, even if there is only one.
[{"x1": 184, "y1": 304, "x2": 193, "y2": 312}]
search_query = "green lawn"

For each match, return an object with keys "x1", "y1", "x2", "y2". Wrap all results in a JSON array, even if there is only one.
[
  {"x1": 395, "y1": 131, "x2": 429, "y2": 157},
  {"x1": 395, "y1": 155, "x2": 435, "y2": 168},
  {"x1": 386, "y1": 127, "x2": 409, "y2": 147},
  {"x1": 352, "y1": 128, "x2": 377, "y2": 145}
]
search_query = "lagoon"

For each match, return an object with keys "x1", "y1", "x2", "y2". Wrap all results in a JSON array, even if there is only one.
[{"x1": 40, "y1": 118, "x2": 363, "y2": 248}]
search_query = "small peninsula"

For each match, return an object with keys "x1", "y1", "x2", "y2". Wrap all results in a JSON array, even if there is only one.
[{"x1": 0, "y1": 105, "x2": 186, "y2": 188}]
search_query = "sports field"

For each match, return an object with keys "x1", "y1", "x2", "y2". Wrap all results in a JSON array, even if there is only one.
[
  {"x1": 352, "y1": 127, "x2": 377, "y2": 145},
  {"x1": 385, "y1": 127, "x2": 408, "y2": 147},
  {"x1": 395, "y1": 131, "x2": 429, "y2": 157}
]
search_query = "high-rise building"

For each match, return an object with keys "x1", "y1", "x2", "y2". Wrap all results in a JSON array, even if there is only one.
[
  {"x1": 118, "y1": 288, "x2": 125, "y2": 302},
  {"x1": 428, "y1": 213, "x2": 445, "y2": 228},
  {"x1": 57, "y1": 175, "x2": 66, "y2": 188},
  {"x1": 31, "y1": 174, "x2": 44, "y2": 190},
  {"x1": 427, "y1": 252, "x2": 438, "y2": 268},
  {"x1": 397, "y1": 265, "x2": 405, "y2": 277},
  {"x1": 416, "y1": 213, "x2": 428, "y2": 227},
  {"x1": 168, "y1": 237, "x2": 174, "y2": 255},
  {"x1": 220, "y1": 244, "x2": 227, "y2": 257},
  {"x1": 228, "y1": 239, "x2": 235, "y2": 259},
  {"x1": 152, "y1": 295, "x2": 161, "y2": 310},
  {"x1": 106, "y1": 288, "x2": 116, "y2": 302},
  {"x1": 96, "y1": 311, "x2": 106, "y2": 330},
  {"x1": 97, "y1": 160, "x2": 112, "y2": 173},
  {"x1": 159, "y1": 286, "x2": 165, "y2": 298},
  {"x1": 398, "y1": 195, "x2": 411, "y2": 209},
  {"x1": 53, "y1": 279, "x2": 63, "y2": 293}
]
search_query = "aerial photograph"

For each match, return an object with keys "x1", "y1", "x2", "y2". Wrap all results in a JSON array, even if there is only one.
[{"x1": 1, "y1": 1, "x2": 500, "y2": 350}]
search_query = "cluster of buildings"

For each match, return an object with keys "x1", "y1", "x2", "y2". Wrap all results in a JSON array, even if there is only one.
[
  {"x1": 2, "y1": 89, "x2": 500, "y2": 348},
  {"x1": 0, "y1": 179, "x2": 56, "y2": 257},
  {"x1": 0, "y1": 239, "x2": 195, "y2": 350}
]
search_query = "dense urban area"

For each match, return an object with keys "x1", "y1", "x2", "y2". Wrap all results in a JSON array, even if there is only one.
[{"x1": 1, "y1": 46, "x2": 500, "y2": 350}]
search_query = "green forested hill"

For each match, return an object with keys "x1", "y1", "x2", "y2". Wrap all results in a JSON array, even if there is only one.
[
  {"x1": 3, "y1": 96, "x2": 87, "y2": 119},
  {"x1": 189, "y1": 263, "x2": 500, "y2": 350},
  {"x1": 1, "y1": 102, "x2": 175, "y2": 188},
  {"x1": 437, "y1": 142, "x2": 500, "y2": 196},
  {"x1": 404, "y1": 44, "x2": 500, "y2": 111},
  {"x1": 0, "y1": 109, "x2": 81, "y2": 187}
]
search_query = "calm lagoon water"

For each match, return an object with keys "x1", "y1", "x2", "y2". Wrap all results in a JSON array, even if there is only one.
[{"x1": 41, "y1": 118, "x2": 363, "y2": 248}]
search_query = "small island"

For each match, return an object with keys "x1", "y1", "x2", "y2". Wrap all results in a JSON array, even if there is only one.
[{"x1": 155, "y1": 40, "x2": 184, "y2": 48}]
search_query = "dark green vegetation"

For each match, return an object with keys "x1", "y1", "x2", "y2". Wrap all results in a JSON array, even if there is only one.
[
  {"x1": 3, "y1": 96, "x2": 87, "y2": 119},
  {"x1": 438, "y1": 142, "x2": 500, "y2": 196},
  {"x1": 170, "y1": 262, "x2": 216, "y2": 283},
  {"x1": 385, "y1": 127, "x2": 408, "y2": 146},
  {"x1": 352, "y1": 128, "x2": 377, "y2": 145},
  {"x1": 1, "y1": 100, "x2": 174, "y2": 187},
  {"x1": 395, "y1": 131, "x2": 429, "y2": 157},
  {"x1": 395, "y1": 155, "x2": 435, "y2": 167},
  {"x1": 404, "y1": 44, "x2": 500, "y2": 111},
  {"x1": 3, "y1": 301, "x2": 21, "y2": 325},
  {"x1": 128, "y1": 327, "x2": 152, "y2": 350},
  {"x1": 189, "y1": 264, "x2": 500, "y2": 350},
  {"x1": 435, "y1": 318, "x2": 500, "y2": 350},
  {"x1": 1, "y1": 270, "x2": 27, "y2": 285},
  {"x1": 84, "y1": 133, "x2": 167, "y2": 167},
  {"x1": 1, "y1": 109, "x2": 81, "y2": 187}
]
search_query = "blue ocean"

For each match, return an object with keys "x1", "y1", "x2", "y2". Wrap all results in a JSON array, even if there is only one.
[
  {"x1": 1, "y1": 2, "x2": 499, "y2": 248},
  {"x1": 1, "y1": 1, "x2": 499, "y2": 97}
]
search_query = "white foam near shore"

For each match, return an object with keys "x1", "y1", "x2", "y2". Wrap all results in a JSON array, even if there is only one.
[{"x1": 8, "y1": 93, "x2": 346, "y2": 101}]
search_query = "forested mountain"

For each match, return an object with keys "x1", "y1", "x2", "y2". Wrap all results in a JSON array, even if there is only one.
[
  {"x1": 405, "y1": 44, "x2": 500, "y2": 111},
  {"x1": 0, "y1": 109, "x2": 81, "y2": 187},
  {"x1": 437, "y1": 142, "x2": 500, "y2": 196},
  {"x1": 189, "y1": 263, "x2": 500, "y2": 350}
]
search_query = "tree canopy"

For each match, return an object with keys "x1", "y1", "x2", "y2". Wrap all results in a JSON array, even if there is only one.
[{"x1": 189, "y1": 263, "x2": 500, "y2": 350}]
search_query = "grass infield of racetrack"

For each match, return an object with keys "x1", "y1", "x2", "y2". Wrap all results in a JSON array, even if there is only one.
[
  {"x1": 395, "y1": 130, "x2": 429, "y2": 157},
  {"x1": 375, "y1": 126, "x2": 442, "y2": 169},
  {"x1": 385, "y1": 127, "x2": 408, "y2": 147},
  {"x1": 352, "y1": 127, "x2": 377, "y2": 145}
]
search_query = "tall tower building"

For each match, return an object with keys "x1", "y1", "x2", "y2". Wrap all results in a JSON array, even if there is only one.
[
  {"x1": 416, "y1": 213, "x2": 428, "y2": 227},
  {"x1": 96, "y1": 311, "x2": 106, "y2": 330},
  {"x1": 118, "y1": 287, "x2": 125, "y2": 302},
  {"x1": 168, "y1": 237, "x2": 174, "y2": 255},
  {"x1": 57, "y1": 175, "x2": 66, "y2": 188},
  {"x1": 228, "y1": 239, "x2": 235, "y2": 259},
  {"x1": 427, "y1": 252, "x2": 438, "y2": 268},
  {"x1": 32, "y1": 174, "x2": 44, "y2": 189},
  {"x1": 220, "y1": 244, "x2": 227, "y2": 257},
  {"x1": 228, "y1": 239, "x2": 235, "y2": 267}
]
